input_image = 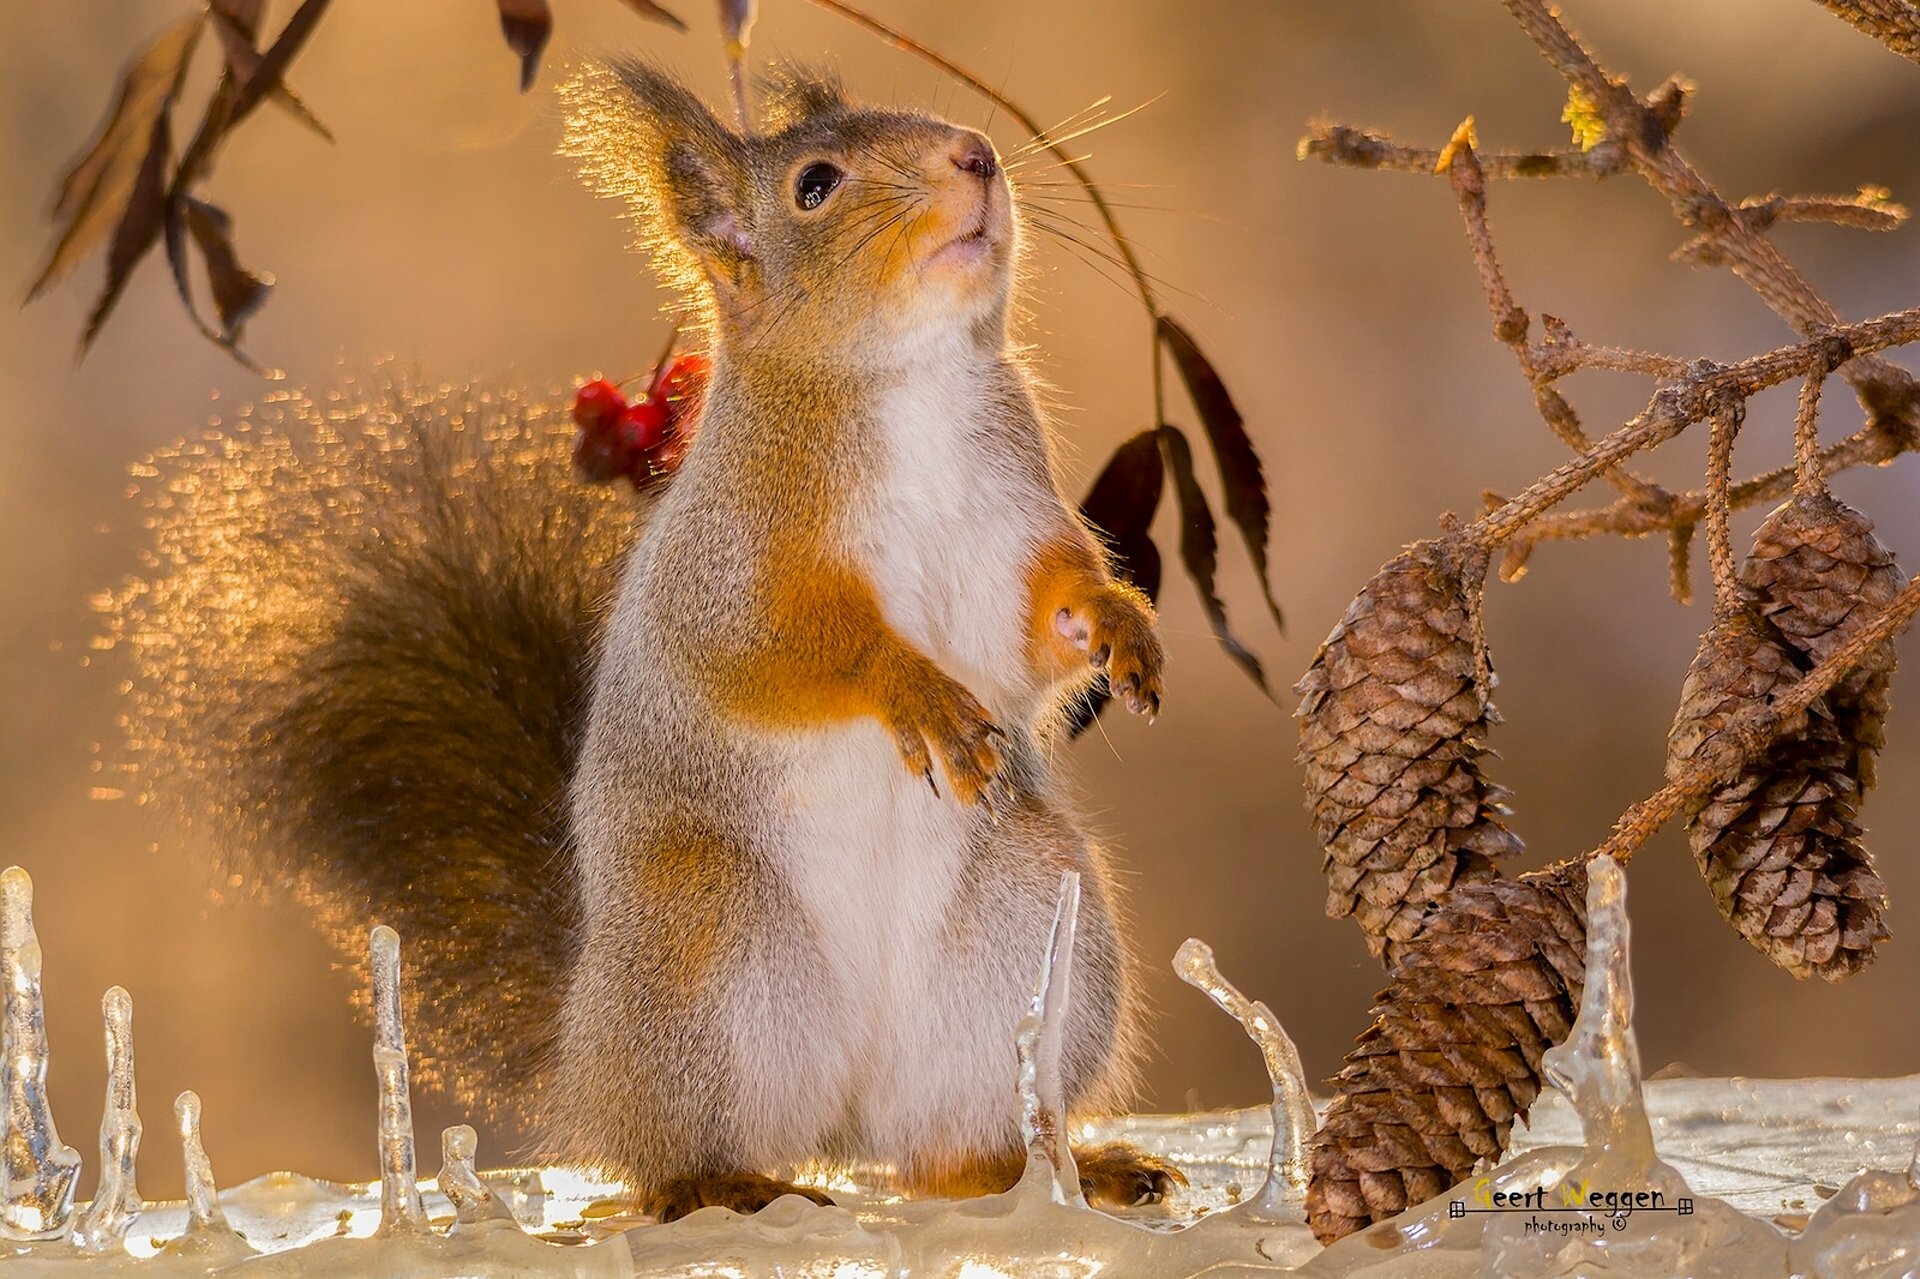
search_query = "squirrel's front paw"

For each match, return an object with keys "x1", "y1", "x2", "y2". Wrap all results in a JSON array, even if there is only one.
[
  {"x1": 1057, "y1": 592, "x2": 1164, "y2": 718},
  {"x1": 889, "y1": 677, "x2": 1003, "y2": 805}
]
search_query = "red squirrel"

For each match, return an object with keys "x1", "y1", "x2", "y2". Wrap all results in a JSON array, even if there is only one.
[{"x1": 116, "y1": 60, "x2": 1173, "y2": 1219}]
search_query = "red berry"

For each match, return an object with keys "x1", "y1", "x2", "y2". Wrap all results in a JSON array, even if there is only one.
[
  {"x1": 619, "y1": 399, "x2": 670, "y2": 453},
  {"x1": 658, "y1": 353, "x2": 711, "y2": 411},
  {"x1": 572, "y1": 378, "x2": 628, "y2": 430}
]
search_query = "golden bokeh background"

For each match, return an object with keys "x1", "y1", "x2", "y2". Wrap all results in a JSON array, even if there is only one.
[{"x1": 3, "y1": 0, "x2": 1918, "y2": 1197}]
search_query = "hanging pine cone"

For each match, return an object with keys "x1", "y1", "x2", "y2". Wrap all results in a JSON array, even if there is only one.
[
  {"x1": 1668, "y1": 607, "x2": 1891, "y2": 979},
  {"x1": 1688, "y1": 709, "x2": 1889, "y2": 980},
  {"x1": 1305, "y1": 862, "x2": 1589, "y2": 1243},
  {"x1": 1742, "y1": 491, "x2": 1904, "y2": 787},
  {"x1": 1665, "y1": 609, "x2": 1809, "y2": 785},
  {"x1": 1295, "y1": 538, "x2": 1523, "y2": 959}
]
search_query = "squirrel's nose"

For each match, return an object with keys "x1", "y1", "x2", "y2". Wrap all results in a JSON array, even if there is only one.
[{"x1": 952, "y1": 136, "x2": 998, "y2": 181}]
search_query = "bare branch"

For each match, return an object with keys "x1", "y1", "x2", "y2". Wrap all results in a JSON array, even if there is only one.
[
  {"x1": 1469, "y1": 309, "x2": 1920, "y2": 549},
  {"x1": 1499, "y1": 0, "x2": 1920, "y2": 451},
  {"x1": 1299, "y1": 121, "x2": 1628, "y2": 179},
  {"x1": 1813, "y1": 0, "x2": 1920, "y2": 66}
]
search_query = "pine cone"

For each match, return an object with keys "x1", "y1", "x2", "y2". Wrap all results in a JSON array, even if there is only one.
[
  {"x1": 1296, "y1": 539, "x2": 1523, "y2": 958},
  {"x1": 1668, "y1": 607, "x2": 1891, "y2": 980},
  {"x1": 1688, "y1": 710, "x2": 1889, "y2": 980},
  {"x1": 1665, "y1": 609, "x2": 1809, "y2": 785},
  {"x1": 1305, "y1": 863, "x2": 1589, "y2": 1243},
  {"x1": 1742, "y1": 491, "x2": 1903, "y2": 787}
]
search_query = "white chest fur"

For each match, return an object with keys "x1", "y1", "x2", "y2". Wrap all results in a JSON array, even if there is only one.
[
  {"x1": 844, "y1": 367, "x2": 1049, "y2": 712},
  {"x1": 728, "y1": 361, "x2": 1064, "y2": 1163}
]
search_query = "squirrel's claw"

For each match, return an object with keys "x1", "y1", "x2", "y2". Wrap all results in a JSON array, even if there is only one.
[
  {"x1": 1062, "y1": 590, "x2": 1165, "y2": 720},
  {"x1": 889, "y1": 678, "x2": 1004, "y2": 806}
]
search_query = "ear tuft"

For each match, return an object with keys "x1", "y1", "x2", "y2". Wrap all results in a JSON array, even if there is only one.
[
  {"x1": 560, "y1": 59, "x2": 755, "y2": 300},
  {"x1": 758, "y1": 63, "x2": 848, "y2": 132}
]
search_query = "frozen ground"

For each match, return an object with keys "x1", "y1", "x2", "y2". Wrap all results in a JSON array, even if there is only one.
[{"x1": 2, "y1": 861, "x2": 1916, "y2": 1277}]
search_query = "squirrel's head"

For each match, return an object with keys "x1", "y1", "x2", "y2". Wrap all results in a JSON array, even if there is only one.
[{"x1": 562, "y1": 60, "x2": 1014, "y2": 363}]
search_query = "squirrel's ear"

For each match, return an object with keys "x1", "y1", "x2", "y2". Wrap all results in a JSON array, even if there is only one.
[
  {"x1": 758, "y1": 64, "x2": 848, "y2": 131},
  {"x1": 562, "y1": 60, "x2": 757, "y2": 297}
]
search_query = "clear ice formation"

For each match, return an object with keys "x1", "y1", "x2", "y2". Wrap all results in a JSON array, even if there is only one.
[
  {"x1": 370, "y1": 925, "x2": 428, "y2": 1236},
  {"x1": 2, "y1": 866, "x2": 83, "y2": 1240},
  {"x1": 437, "y1": 1126, "x2": 514, "y2": 1226},
  {"x1": 0, "y1": 856, "x2": 1917, "y2": 1276},
  {"x1": 165, "y1": 1090, "x2": 252, "y2": 1265},
  {"x1": 1175, "y1": 937, "x2": 1315, "y2": 1219},
  {"x1": 72, "y1": 987, "x2": 142, "y2": 1253},
  {"x1": 1014, "y1": 870, "x2": 1085, "y2": 1207}
]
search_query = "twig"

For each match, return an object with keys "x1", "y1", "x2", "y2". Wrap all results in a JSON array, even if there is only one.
[
  {"x1": 1512, "y1": 368, "x2": 1916, "y2": 546},
  {"x1": 1299, "y1": 122, "x2": 1628, "y2": 179},
  {"x1": 1813, "y1": 0, "x2": 1920, "y2": 66},
  {"x1": 1702, "y1": 394, "x2": 1745, "y2": 615},
  {"x1": 1499, "y1": 0, "x2": 1920, "y2": 448},
  {"x1": 1586, "y1": 571, "x2": 1920, "y2": 864},
  {"x1": 1442, "y1": 126, "x2": 1661, "y2": 501},
  {"x1": 1795, "y1": 360, "x2": 1830, "y2": 495},
  {"x1": 1468, "y1": 308, "x2": 1920, "y2": 549}
]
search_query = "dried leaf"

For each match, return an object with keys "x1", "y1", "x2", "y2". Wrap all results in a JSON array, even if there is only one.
[
  {"x1": 28, "y1": 16, "x2": 202, "y2": 302},
  {"x1": 1159, "y1": 423, "x2": 1268, "y2": 692},
  {"x1": 81, "y1": 111, "x2": 174, "y2": 351},
  {"x1": 186, "y1": 199, "x2": 273, "y2": 339},
  {"x1": 227, "y1": 0, "x2": 333, "y2": 126},
  {"x1": 208, "y1": 3, "x2": 334, "y2": 142},
  {"x1": 1158, "y1": 316, "x2": 1284, "y2": 632},
  {"x1": 1080, "y1": 428, "x2": 1166, "y2": 600},
  {"x1": 619, "y1": 0, "x2": 689, "y2": 30},
  {"x1": 1067, "y1": 429, "x2": 1165, "y2": 738},
  {"x1": 716, "y1": 0, "x2": 754, "y2": 51},
  {"x1": 498, "y1": 0, "x2": 553, "y2": 92}
]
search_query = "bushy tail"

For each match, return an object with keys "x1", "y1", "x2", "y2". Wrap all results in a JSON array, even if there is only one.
[{"x1": 109, "y1": 369, "x2": 641, "y2": 1113}]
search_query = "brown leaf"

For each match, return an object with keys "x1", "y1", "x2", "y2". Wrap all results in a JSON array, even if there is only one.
[
  {"x1": 81, "y1": 111, "x2": 175, "y2": 352},
  {"x1": 498, "y1": 0, "x2": 553, "y2": 92},
  {"x1": 1080, "y1": 428, "x2": 1166, "y2": 601},
  {"x1": 208, "y1": 3, "x2": 334, "y2": 142},
  {"x1": 226, "y1": 0, "x2": 334, "y2": 129},
  {"x1": 619, "y1": 0, "x2": 689, "y2": 28},
  {"x1": 1158, "y1": 316, "x2": 1285, "y2": 633},
  {"x1": 716, "y1": 0, "x2": 754, "y2": 49},
  {"x1": 1159, "y1": 423, "x2": 1268, "y2": 693},
  {"x1": 28, "y1": 15, "x2": 202, "y2": 302},
  {"x1": 186, "y1": 199, "x2": 273, "y2": 340},
  {"x1": 1068, "y1": 428, "x2": 1166, "y2": 737}
]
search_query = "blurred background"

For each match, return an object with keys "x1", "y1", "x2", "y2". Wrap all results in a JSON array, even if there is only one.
[{"x1": 4, "y1": 0, "x2": 1919, "y2": 1198}]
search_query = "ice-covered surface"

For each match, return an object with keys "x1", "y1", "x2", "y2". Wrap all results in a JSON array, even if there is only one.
[{"x1": 3, "y1": 860, "x2": 1918, "y2": 1277}]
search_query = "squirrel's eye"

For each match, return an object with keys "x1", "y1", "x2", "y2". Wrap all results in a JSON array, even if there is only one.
[{"x1": 795, "y1": 162, "x2": 843, "y2": 211}]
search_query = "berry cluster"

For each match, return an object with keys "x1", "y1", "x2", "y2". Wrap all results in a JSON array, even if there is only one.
[{"x1": 571, "y1": 351, "x2": 710, "y2": 489}]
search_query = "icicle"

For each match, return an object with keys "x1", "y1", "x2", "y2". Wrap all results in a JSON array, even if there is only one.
[
  {"x1": 1174, "y1": 938, "x2": 1313, "y2": 1218},
  {"x1": 176, "y1": 1091, "x2": 228, "y2": 1235},
  {"x1": 73, "y1": 986, "x2": 142, "y2": 1253},
  {"x1": 371, "y1": 925, "x2": 428, "y2": 1235},
  {"x1": 437, "y1": 1125, "x2": 513, "y2": 1226},
  {"x1": 1015, "y1": 870, "x2": 1084, "y2": 1206},
  {"x1": 1540, "y1": 854, "x2": 1654, "y2": 1160},
  {"x1": 0, "y1": 866, "x2": 81, "y2": 1240}
]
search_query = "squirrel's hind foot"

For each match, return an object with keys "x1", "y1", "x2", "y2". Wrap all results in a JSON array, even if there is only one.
[
  {"x1": 640, "y1": 1172, "x2": 835, "y2": 1221},
  {"x1": 1073, "y1": 1141, "x2": 1186, "y2": 1207},
  {"x1": 904, "y1": 1142, "x2": 1185, "y2": 1207}
]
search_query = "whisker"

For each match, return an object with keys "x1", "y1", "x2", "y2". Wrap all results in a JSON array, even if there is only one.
[
  {"x1": 1022, "y1": 211, "x2": 1206, "y2": 305},
  {"x1": 1013, "y1": 92, "x2": 1159, "y2": 160},
  {"x1": 1010, "y1": 95, "x2": 1113, "y2": 157}
]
